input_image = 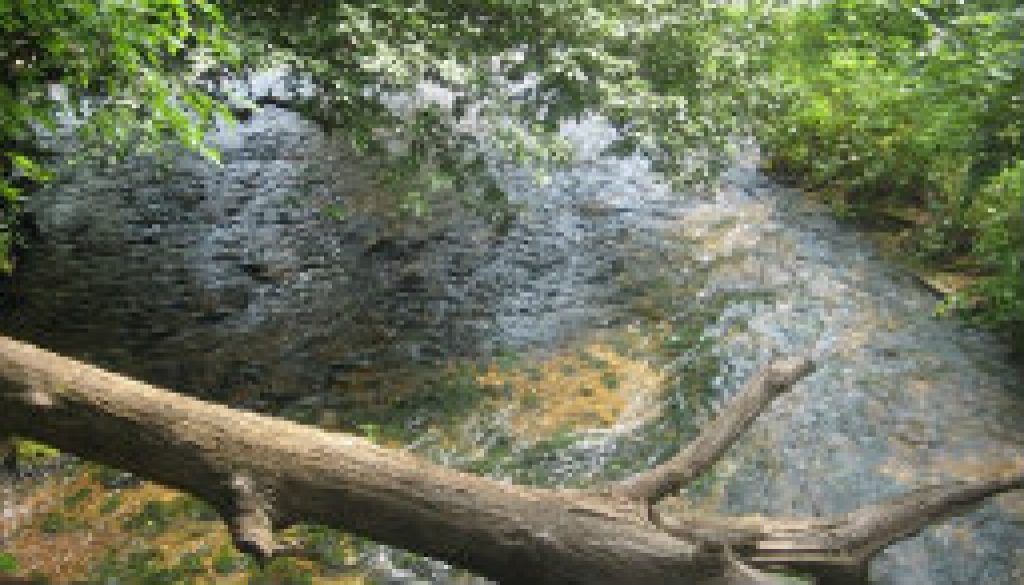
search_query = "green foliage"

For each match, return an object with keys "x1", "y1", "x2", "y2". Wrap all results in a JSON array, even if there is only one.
[
  {"x1": 342, "y1": 365, "x2": 488, "y2": 445},
  {"x1": 63, "y1": 487, "x2": 93, "y2": 509},
  {"x1": 0, "y1": 1, "x2": 768, "y2": 268},
  {"x1": 0, "y1": 551, "x2": 19, "y2": 574},
  {"x1": 14, "y1": 439, "x2": 60, "y2": 462},
  {"x1": 600, "y1": 371, "x2": 620, "y2": 390},
  {"x1": 122, "y1": 500, "x2": 178, "y2": 536},
  {"x1": 39, "y1": 512, "x2": 73, "y2": 534},
  {"x1": 216, "y1": 0, "x2": 763, "y2": 208},
  {"x1": 211, "y1": 544, "x2": 243, "y2": 575},
  {"x1": 1, "y1": 0, "x2": 236, "y2": 270},
  {"x1": 174, "y1": 494, "x2": 220, "y2": 521},
  {"x1": 947, "y1": 160, "x2": 1024, "y2": 336},
  {"x1": 118, "y1": 495, "x2": 218, "y2": 537},
  {"x1": 88, "y1": 548, "x2": 205, "y2": 585},
  {"x1": 88, "y1": 463, "x2": 140, "y2": 489},
  {"x1": 4, "y1": 0, "x2": 1018, "y2": 339},
  {"x1": 292, "y1": 525, "x2": 354, "y2": 571},
  {"x1": 99, "y1": 493, "x2": 123, "y2": 515},
  {"x1": 175, "y1": 552, "x2": 206, "y2": 579},
  {"x1": 756, "y1": 0, "x2": 1024, "y2": 340},
  {"x1": 248, "y1": 557, "x2": 313, "y2": 585},
  {"x1": 770, "y1": 574, "x2": 814, "y2": 585}
]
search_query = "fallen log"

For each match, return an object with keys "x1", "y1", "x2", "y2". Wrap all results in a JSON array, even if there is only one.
[{"x1": 0, "y1": 336, "x2": 1020, "y2": 584}]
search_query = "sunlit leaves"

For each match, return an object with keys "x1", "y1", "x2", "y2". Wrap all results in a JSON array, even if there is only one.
[
  {"x1": 221, "y1": 0, "x2": 768, "y2": 202},
  {"x1": 8, "y1": 0, "x2": 1017, "y2": 344},
  {"x1": 1, "y1": 0, "x2": 239, "y2": 269},
  {"x1": 758, "y1": 0, "x2": 1023, "y2": 337}
]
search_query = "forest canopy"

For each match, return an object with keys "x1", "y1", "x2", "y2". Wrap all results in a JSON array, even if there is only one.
[{"x1": 1, "y1": 0, "x2": 1021, "y2": 340}]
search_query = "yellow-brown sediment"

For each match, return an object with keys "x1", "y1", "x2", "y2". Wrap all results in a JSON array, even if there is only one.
[{"x1": 476, "y1": 331, "x2": 666, "y2": 440}]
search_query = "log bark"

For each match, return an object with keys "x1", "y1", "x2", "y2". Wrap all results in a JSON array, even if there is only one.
[{"x1": 1, "y1": 335, "x2": 1021, "y2": 585}]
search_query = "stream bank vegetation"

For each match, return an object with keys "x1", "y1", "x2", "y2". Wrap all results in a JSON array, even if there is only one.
[{"x1": 754, "y1": 0, "x2": 1023, "y2": 351}]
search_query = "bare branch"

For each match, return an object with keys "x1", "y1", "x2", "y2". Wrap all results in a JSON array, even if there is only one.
[
  {"x1": 611, "y1": 356, "x2": 815, "y2": 505},
  {"x1": 827, "y1": 471, "x2": 1024, "y2": 560},
  {"x1": 656, "y1": 470, "x2": 1024, "y2": 584},
  {"x1": 226, "y1": 472, "x2": 278, "y2": 559}
]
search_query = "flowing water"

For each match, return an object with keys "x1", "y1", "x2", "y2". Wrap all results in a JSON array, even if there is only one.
[{"x1": 1, "y1": 102, "x2": 1022, "y2": 584}]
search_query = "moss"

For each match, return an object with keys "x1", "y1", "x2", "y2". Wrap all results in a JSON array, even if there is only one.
[
  {"x1": 249, "y1": 557, "x2": 313, "y2": 585},
  {"x1": 463, "y1": 441, "x2": 513, "y2": 476},
  {"x1": 88, "y1": 464, "x2": 141, "y2": 489},
  {"x1": 333, "y1": 363, "x2": 489, "y2": 446},
  {"x1": 493, "y1": 350, "x2": 522, "y2": 372},
  {"x1": 174, "y1": 552, "x2": 205, "y2": 578},
  {"x1": 489, "y1": 430, "x2": 584, "y2": 487},
  {"x1": 212, "y1": 544, "x2": 242, "y2": 575},
  {"x1": 88, "y1": 548, "x2": 203, "y2": 585},
  {"x1": 99, "y1": 494, "x2": 123, "y2": 515},
  {"x1": 519, "y1": 390, "x2": 541, "y2": 409},
  {"x1": 39, "y1": 512, "x2": 74, "y2": 534},
  {"x1": 173, "y1": 495, "x2": 219, "y2": 522},
  {"x1": 578, "y1": 351, "x2": 610, "y2": 370},
  {"x1": 0, "y1": 551, "x2": 18, "y2": 574},
  {"x1": 14, "y1": 439, "x2": 61, "y2": 464},
  {"x1": 771, "y1": 572, "x2": 815, "y2": 584},
  {"x1": 684, "y1": 467, "x2": 720, "y2": 500},
  {"x1": 600, "y1": 372, "x2": 619, "y2": 390},
  {"x1": 64, "y1": 486, "x2": 93, "y2": 509},
  {"x1": 524, "y1": 366, "x2": 545, "y2": 382},
  {"x1": 122, "y1": 500, "x2": 178, "y2": 536},
  {"x1": 295, "y1": 525, "x2": 357, "y2": 570}
]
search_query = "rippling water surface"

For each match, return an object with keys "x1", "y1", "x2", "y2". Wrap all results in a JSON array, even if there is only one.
[{"x1": 1, "y1": 103, "x2": 1021, "y2": 584}]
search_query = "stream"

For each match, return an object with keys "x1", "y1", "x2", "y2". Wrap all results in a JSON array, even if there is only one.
[{"x1": 1, "y1": 100, "x2": 1022, "y2": 584}]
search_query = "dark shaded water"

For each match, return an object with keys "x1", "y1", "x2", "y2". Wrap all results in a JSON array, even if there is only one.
[{"x1": 1, "y1": 104, "x2": 1022, "y2": 584}]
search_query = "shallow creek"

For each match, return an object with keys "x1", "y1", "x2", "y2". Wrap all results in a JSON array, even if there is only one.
[{"x1": 1, "y1": 105, "x2": 1022, "y2": 584}]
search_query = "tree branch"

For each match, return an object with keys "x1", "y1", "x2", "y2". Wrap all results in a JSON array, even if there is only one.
[
  {"x1": 610, "y1": 356, "x2": 815, "y2": 505},
  {"x1": 226, "y1": 472, "x2": 278, "y2": 558},
  {"x1": 1, "y1": 335, "x2": 1020, "y2": 585},
  {"x1": 828, "y1": 472, "x2": 1024, "y2": 560},
  {"x1": 655, "y1": 471, "x2": 1024, "y2": 584},
  {"x1": 0, "y1": 335, "x2": 713, "y2": 585}
]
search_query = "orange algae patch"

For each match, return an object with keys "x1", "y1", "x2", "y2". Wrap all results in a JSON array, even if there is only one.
[
  {"x1": 2, "y1": 474, "x2": 186, "y2": 581},
  {"x1": 476, "y1": 332, "x2": 666, "y2": 440},
  {"x1": 1, "y1": 468, "x2": 375, "y2": 584},
  {"x1": 930, "y1": 454, "x2": 1024, "y2": 481}
]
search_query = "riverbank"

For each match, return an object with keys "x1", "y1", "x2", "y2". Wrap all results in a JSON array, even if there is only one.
[
  {"x1": 761, "y1": 167, "x2": 1023, "y2": 360},
  {"x1": 753, "y1": 0, "x2": 1022, "y2": 357}
]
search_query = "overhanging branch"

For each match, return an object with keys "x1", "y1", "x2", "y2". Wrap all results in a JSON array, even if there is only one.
[
  {"x1": 610, "y1": 356, "x2": 815, "y2": 505},
  {"x1": 656, "y1": 472, "x2": 1024, "y2": 583}
]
